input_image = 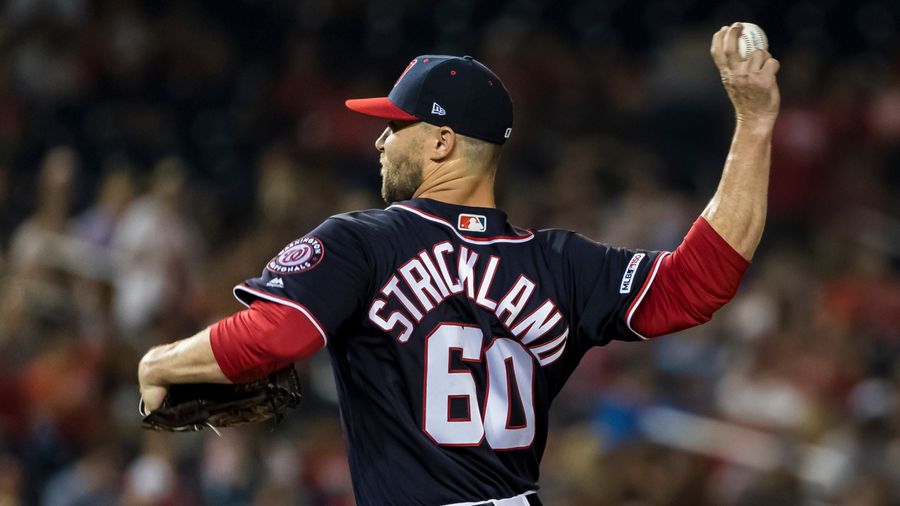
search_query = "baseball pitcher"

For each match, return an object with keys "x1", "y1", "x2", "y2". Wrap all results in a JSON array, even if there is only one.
[{"x1": 138, "y1": 24, "x2": 779, "y2": 505}]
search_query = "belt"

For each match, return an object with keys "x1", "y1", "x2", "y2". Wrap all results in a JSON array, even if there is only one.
[{"x1": 447, "y1": 491, "x2": 541, "y2": 506}]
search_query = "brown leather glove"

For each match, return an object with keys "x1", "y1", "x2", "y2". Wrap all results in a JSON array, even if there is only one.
[{"x1": 140, "y1": 366, "x2": 302, "y2": 433}]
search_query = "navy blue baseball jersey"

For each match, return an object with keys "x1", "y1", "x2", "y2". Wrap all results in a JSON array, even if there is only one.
[{"x1": 233, "y1": 198, "x2": 664, "y2": 505}]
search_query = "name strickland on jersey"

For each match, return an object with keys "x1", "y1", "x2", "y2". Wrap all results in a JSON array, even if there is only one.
[{"x1": 367, "y1": 241, "x2": 570, "y2": 366}]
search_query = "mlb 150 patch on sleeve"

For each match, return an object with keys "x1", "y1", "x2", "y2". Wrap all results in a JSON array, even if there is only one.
[
  {"x1": 267, "y1": 236, "x2": 325, "y2": 275},
  {"x1": 619, "y1": 253, "x2": 645, "y2": 293}
]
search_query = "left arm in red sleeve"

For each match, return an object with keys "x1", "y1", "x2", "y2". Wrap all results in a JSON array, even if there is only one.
[
  {"x1": 138, "y1": 300, "x2": 326, "y2": 412},
  {"x1": 630, "y1": 216, "x2": 750, "y2": 338},
  {"x1": 210, "y1": 300, "x2": 327, "y2": 383}
]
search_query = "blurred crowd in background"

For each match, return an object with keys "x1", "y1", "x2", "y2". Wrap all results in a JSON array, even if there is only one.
[{"x1": 0, "y1": 0, "x2": 899, "y2": 504}]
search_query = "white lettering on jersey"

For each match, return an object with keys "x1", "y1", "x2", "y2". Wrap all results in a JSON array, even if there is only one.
[
  {"x1": 511, "y1": 300, "x2": 562, "y2": 345},
  {"x1": 418, "y1": 251, "x2": 451, "y2": 298},
  {"x1": 475, "y1": 256, "x2": 500, "y2": 311},
  {"x1": 433, "y1": 242, "x2": 462, "y2": 294},
  {"x1": 423, "y1": 325, "x2": 483, "y2": 445},
  {"x1": 399, "y1": 259, "x2": 443, "y2": 312},
  {"x1": 483, "y1": 338, "x2": 535, "y2": 448},
  {"x1": 527, "y1": 328, "x2": 568, "y2": 366},
  {"x1": 458, "y1": 246, "x2": 479, "y2": 299},
  {"x1": 369, "y1": 243, "x2": 570, "y2": 366},
  {"x1": 368, "y1": 298, "x2": 414, "y2": 343},
  {"x1": 494, "y1": 275, "x2": 536, "y2": 327},
  {"x1": 382, "y1": 275, "x2": 424, "y2": 322}
]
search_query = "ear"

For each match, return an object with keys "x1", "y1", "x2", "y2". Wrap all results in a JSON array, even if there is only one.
[{"x1": 428, "y1": 126, "x2": 456, "y2": 162}]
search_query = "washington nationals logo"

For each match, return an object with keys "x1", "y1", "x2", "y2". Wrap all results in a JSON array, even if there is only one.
[
  {"x1": 394, "y1": 58, "x2": 418, "y2": 87},
  {"x1": 267, "y1": 236, "x2": 325, "y2": 275}
]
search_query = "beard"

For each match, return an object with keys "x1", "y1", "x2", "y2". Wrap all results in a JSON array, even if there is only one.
[{"x1": 380, "y1": 152, "x2": 423, "y2": 204}]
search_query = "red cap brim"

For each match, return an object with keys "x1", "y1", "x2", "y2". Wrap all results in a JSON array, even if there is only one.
[{"x1": 345, "y1": 97, "x2": 419, "y2": 121}]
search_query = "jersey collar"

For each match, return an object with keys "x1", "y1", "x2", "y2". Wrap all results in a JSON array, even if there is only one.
[{"x1": 388, "y1": 198, "x2": 533, "y2": 242}]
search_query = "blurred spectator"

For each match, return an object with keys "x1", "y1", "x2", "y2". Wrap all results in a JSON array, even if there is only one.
[
  {"x1": 121, "y1": 432, "x2": 194, "y2": 506},
  {"x1": 70, "y1": 165, "x2": 137, "y2": 337},
  {"x1": 111, "y1": 157, "x2": 203, "y2": 339},
  {"x1": 72, "y1": 165, "x2": 136, "y2": 250},
  {"x1": 7, "y1": 147, "x2": 77, "y2": 277},
  {"x1": 253, "y1": 436, "x2": 305, "y2": 505},
  {"x1": 200, "y1": 431, "x2": 254, "y2": 506},
  {"x1": 3, "y1": 147, "x2": 79, "y2": 343},
  {"x1": 41, "y1": 444, "x2": 120, "y2": 506}
]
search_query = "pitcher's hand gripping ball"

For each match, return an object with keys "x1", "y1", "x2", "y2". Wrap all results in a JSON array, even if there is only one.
[{"x1": 140, "y1": 366, "x2": 302, "y2": 432}]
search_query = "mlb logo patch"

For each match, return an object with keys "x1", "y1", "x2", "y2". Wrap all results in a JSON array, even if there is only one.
[{"x1": 457, "y1": 214, "x2": 487, "y2": 232}]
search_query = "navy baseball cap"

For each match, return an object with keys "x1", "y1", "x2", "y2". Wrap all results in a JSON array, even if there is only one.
[{"x1": 346, "y1": 55, "x2": 514, "y2": 145}]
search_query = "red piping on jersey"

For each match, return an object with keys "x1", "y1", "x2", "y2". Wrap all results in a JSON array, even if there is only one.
[
  {"x1": 232, "y1": 284, "x2": 328, "y2": 345},
  {"x1": 624, "y1": 252, "x2": 670, "y2": 340},
  {"x1": 629, "y1": 217, "x2": 750, "y2": 339},
  {"x1": 388, "y1": 204, "x2": 535, "y2": 244}
]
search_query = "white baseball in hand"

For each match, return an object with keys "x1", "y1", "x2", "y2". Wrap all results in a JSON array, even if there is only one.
[{"x1": 738, "y1": 22, "x2": 768, "y2": 59}]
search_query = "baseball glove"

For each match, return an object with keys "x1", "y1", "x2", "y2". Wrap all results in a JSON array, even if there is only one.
[{"x1": 140, "y1": 366, "x2": 302, "y2": 433}]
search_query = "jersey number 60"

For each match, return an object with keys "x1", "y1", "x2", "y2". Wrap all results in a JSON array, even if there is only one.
[{"x1": 423, "y1": 323, "x2": 535, "y2": 450}]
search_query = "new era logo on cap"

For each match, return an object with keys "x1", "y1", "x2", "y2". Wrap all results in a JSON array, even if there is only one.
[
  {"x1": 345, "y1": 55, "x2": 514, "y2": 145},
  {"x1": 458, "y1": 214, "x2": 486, "y2": 232}
]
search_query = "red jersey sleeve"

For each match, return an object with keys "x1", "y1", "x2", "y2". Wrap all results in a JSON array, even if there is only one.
[
  {"x1": 630, "y1": 217, "x2": 750, "y2": 338},
  {"x1": 210, "y1": 300, "x2": 326, "y2": 383}
]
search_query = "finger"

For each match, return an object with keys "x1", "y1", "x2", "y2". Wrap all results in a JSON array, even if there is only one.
[
  {"x1": 722, "y1": 22, "x2": 743, "y2": 66},
  {"x1": 748, "y1": 49, "x2": 769, "y2": 71},
  {"x1": 141, "y1": 385, "x2": 168, "y2": 412},
  {"x1": 710, "y1": 26, "x2": 728, "y2": 68},
  {"x1": 761, "y1": 57, "x2": 780, "y2": 75}
]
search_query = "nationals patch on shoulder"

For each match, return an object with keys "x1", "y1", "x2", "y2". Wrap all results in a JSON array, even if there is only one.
[{"x1": 267, "y1": 236, "x2": 325, "y2": 275}]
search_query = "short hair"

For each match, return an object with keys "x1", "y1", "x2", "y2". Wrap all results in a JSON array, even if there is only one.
[{"x1": 457, "y1": 134, "x2": 502, "y2": 171}]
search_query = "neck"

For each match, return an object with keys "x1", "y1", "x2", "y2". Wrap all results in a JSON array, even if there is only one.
[{"x1": 412, "y1": 160, "x2": 496, "y2": 208}]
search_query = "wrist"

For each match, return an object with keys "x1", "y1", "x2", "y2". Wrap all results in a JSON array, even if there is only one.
[
  {"x1": 735, "y1": 116, "x2": 776, "y2": 137},
  {"x1": 735, "y1": 114, "x2": 777, "y2": 132}
]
